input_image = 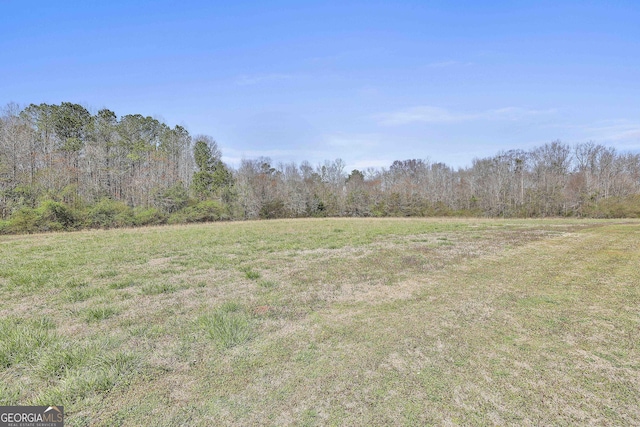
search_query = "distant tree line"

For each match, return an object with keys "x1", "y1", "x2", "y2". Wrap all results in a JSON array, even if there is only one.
[{"x1": 1, "y1": 102, "x2": 639, "y2": 233}]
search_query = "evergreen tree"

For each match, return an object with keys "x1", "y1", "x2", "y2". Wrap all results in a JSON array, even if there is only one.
[{"x1": 191, "y1": 137, "x2": 233, "y2": 201}]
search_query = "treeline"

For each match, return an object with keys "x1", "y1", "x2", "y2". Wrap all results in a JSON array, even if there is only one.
[{"x1": 1, "y1": 102, "x2": 640, "y2": 233}]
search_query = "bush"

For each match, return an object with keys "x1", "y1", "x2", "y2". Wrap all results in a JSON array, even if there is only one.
[
  {"x1": 168, "y1": 200, "x2": 230, "y2": 224},
  {"x1": 259, "y1": 199, "x2": 287, "y2": 219},
  {"x1": 2, "y1": 200, "x2": 80, "y2": 234},
  {"x1": 85, "y1": 198, "x2": 134, "y2": 229},
  {"x1": 153, "y1": 183, "x2": 190, "y2": 214},
  {"x1": 581, "y1": 195, "x2": 640, "y2": 218},
  {"x1": 37, "y1": 200, "x2": 80, "y2": 231},
  {"x1": 3, "y1": 185, "x2": 39, "y2": 210},
  {"x1": 133, "y1": 207, "x2": 167, "y2": 226},
  {"x1": 596, "y1": 196, "x2": 640, "y2": 218},
  {"x1": 8, "y1": 207, "x2": 39, "y2": 234}
]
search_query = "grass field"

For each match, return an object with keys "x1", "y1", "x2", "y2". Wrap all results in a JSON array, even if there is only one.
[{"x1": 1, "y1": 218, "x2": 639, "y2": 426}]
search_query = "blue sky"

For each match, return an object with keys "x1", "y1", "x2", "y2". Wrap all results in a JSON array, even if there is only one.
[{"x1": 2, "y1": 0, "x2": 639, "y2": 170}]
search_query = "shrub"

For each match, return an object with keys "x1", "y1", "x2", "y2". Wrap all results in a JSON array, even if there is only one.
[
  {"x1": 8, "y1": 207, "x2": 39, "y2": 234},
  {"x1": 85, "y1": 198, "x2": 134, "y2": 229},
  {"x1": 259, "y1": 199, "x2": 287, "y2": 219},
  {"x1": 133, "y1": 207, "x2": 167, "y2": 226},
  {"x1": 168, "y1": 200, "x2": 230, "y2": 224},
  {"x1": 0, "y1": 219, "x2": 11, "y2": 235},
  {"x1": 37, "y1": 200, "x2": 80, "y2": 231},
  {"x1": 3, "y1": 200, "x2": 80, "y2": 233},
  {"x1": 582, "y1": 195, "x2": 640, "y2": 218},
  {"x1": 3, "y1": 185, "x2": 39, "y2": 210},
  {"x1": 153, "y1": 183, "x2": 190, "y2": 214}
]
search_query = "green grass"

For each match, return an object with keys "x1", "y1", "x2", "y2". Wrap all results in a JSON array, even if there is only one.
[
  {"x1": 84, "y1": 306, "x2": 119, "y2": 322},
  {"x1": 0, "y1": 317, "x2": 57, "y2": 369},
  {"x1": 141, "y1": 282, "x2": 176, "y2": 295},
  {"x1": 0, "y1": 218, "x2": 638, "y2": 425},
  {"x1": 241, "y1": 266, "x2": 261, "y2": 280},
  {"x1": 108, "y1": 279, "x2": 135, "y2": 290},
  {"x1": 198, "y1": 303, "x2": 253, "y2": 349},
  {"x1": 258, "y1": 279, "x2": 277, "y2": 289}
]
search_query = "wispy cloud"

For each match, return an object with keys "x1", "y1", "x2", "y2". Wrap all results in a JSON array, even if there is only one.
[
  {"x1": 223, "y1": 148, "x2": 316, "y2": 163},
  {"x1": 222, "y1": 144, "x2": 334, "y2": 167},
  {"x1": 235, "y1": 73, "x2": 295, "y2": 86},
  {"x1": 582, "y1": 120, "x2": 640, "y2": 148},
  {"x1": 484, "y1": 107, "x2": 557, "y2": 121},
  {"x1": 613, "y1": 129, "x2": 640, "y2": 141},
  {"x1": 325, "y1": 133, "x2": 381, "y2": 149},
  {"x1": 375, "y1": 106, "x2": 466, "y2": 125},
  {"x1": 375, "y1": 106, "x2": 556, "y2": 126}
]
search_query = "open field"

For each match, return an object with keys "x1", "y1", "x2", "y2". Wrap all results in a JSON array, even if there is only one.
[{"x1": 1, "y1": 218, "x2": 639, "y2": 426}]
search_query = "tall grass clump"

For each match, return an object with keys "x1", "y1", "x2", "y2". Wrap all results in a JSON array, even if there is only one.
[
  {"x1": 84, "y1": 306, "x2": 119, "y2": 323},
  {"x1": 141, "y1": 282, "x2": 177, "y2": 295},
  {"x1": 198, "y1": 303, "x2": 253, "y2": 349},
  {"x1": 0, "y1": 318, "x2": 57, "y2": 368},
  {"x1": 31, "y1": 350, "x2": 140, "y2": 408},
  {"x1": 241, "y1": 266, "x2": 261, "y2": 280}
]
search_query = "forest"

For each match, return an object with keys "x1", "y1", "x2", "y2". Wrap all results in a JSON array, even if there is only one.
[{"x1": 1, "y1": 102, "x2": 640, "y2": 233}]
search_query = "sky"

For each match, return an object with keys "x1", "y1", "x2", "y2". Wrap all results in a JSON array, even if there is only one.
[{"x1": 2, "y1": 0, "x2": 639, "y2": 170}]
